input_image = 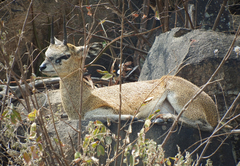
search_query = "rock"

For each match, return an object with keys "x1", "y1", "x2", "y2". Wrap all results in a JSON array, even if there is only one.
[
  {"x1": 15, "y1": 90, "x2": 63, "y2": 119},
  {"x1": 47, "y1": 119, "x2": 235, "y2": 165}
]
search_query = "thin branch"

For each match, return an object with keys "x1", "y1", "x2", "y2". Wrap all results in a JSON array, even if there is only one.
[
  {"x1": 40, "y1": 80, "x2": 63, "y2": 165},
  {"x1": 67, "y1": 26, "x2": 149, "y2": 55},
  {"x1": 107, "y1": 0, "x2": 152, "y2": 47},
  {"x1": 164, "y1": 0, "x2": 169, "y2": 31},
  {"x1": 182, "y1": 0, "x2": 194, "y2": 29},
  {"x1": 114, "y1": 1, "x2": 124, "y2": 165},
  {"x1": 0, "y1": 0, "x2": 33, "y2": 130},
  {"x1": 85, "y1": 25, "x2": 162, "y2": 68},
  {"x1": 212, "y1": 0, "x2": 228, "y2": 31},
  {"x1": 45, "y1": 89, "x2": 69, "y2": 165},
  {"x1": 78, "y1": 0, "x2": 85, "y2": 153}
]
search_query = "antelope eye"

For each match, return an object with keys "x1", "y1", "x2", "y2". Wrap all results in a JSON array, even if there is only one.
[
  {"x1": 60, "y1": 54, "x2": 71, "y2": 60},
  {"x1": 55, "y1": 59, "x2": 61, "y2": 63},
  {"x1": 55, "y1": 54, "x2": 71, "y2": 64}
]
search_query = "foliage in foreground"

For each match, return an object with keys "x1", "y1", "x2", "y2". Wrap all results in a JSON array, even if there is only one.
[
  {"x1": 0, "y1": 105, "x2": 207, "y2": 166},
  {"x1": 73, "y1": 119, "x2": 197, "y2": 166}
]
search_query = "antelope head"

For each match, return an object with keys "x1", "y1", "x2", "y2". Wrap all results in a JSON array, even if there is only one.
[{"x1": 39, "y1": 17, "x2": 101, "y2": 77}]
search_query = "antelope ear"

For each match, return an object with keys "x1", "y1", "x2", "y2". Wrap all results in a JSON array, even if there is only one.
[
  {"x1": 54, "y1": 37, "x2": 63, "y2": 45},
  {"x1": 75, "y1": 46, "x2": 90, "y2": 57}
]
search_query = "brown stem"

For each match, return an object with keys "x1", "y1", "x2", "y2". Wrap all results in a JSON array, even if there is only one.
[
  {"x1": 85, "y1": 25, "x2": 162, "y2": 68},
  {"x1": 174, "y1": 0, "x2": 179, "y2": 28},
  {"x1": 212, "y1": 0, "x2": 228, "y2": 31},
  {"x1": 114, "y1": 1, "x2": 124, "y2": 165},
  {"x1": 107, "y1": 0, "x2": 152, "y2": 47},
  {"x1": 0, "y1": 0, "x2": 33, "y2": 129},
  {"x1": 67, "y1": 27, "x2": 148, "y2": 55},
  {"x1": 182, "y1": 0, "x2": 194, "y2": 29},
  {"x1": 164, "y1": 0, "x2": 169, "y2": 32},
  {"x1": 78, "y1": 0, "x2": 84, "y2": 154},
  {"x1": 156, "y1": 0, "x2": 164, "y2": 32},
  {"x1": 46, "y1": 89, "x2": 69, "y2": 165}
]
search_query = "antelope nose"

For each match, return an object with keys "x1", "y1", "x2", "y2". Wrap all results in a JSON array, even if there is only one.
[{"x1": 39, "y1": 63, "x2": 46, "y2": 71}]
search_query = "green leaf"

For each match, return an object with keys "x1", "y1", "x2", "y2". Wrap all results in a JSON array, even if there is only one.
[
  {"x1": 53, "y1": 138, "x2": 64, "y2": 147},
  {"x1": 53, "y1": 138, "x2": 59, "y2": 143},
  {"x1": 36, "y1": 136, "x2": 41, "y2": 143},
  {"x1": 105, "y1": 136, "x2": 112, "y2": 145},
  {"x1": 1, "y1": 109, "x2": 9, "y2": 119},
  {"x1": 74, "y1": 151, "x2": 81, "y2": 159},
  {"x1": 144, "y1": 119, "x2": 151, "y2": 128},
  {"x1": 83, "y1": 136, "x2": 90, "y2": 148},
  {"x1": 102, "y1": 41, "x2": 107, "y2": 47},
  {"x1": 29, "y1": 122, "x2": 37, "y2": 139},
  {"x1": 10, "y1": 113, "x2": 17, "y2": 124},
  {"x1": 23, "y1": 152, "x2": 31, "y2": 165},
  {"x1": 91, "y1": 141, "x2": 98, "y2": 148},
  {"x1": 93, "y1": 128, "x2": 99, "y2": 135},
  {"x1": 166, "y1": 158, "x2": 171, "y2": 166},
  {"x1": 86, "y1": 159, "x2": 93, "y2": 164},
  {"x1": 100, "y1": 126, "x2": 106, "y2": 133},
  {"x1": 169, "y1": 157, "x2": 176, "y2": 160},
  {"x1": 12, "y1": 109, "x2": 22, "y2": 122},
  {"x1": 97, "y1": 145, "x2": 105, "y2": 157},
  {"x1": 100, "y1": 139, "x2": 106, "y2": 147},
  {"x1": 141, "y1": 103, "x2": 146, "y2": 107},
  {"x1": 97, "y1": 69, "x2": 109, "y2": 75},
  {"x1": 38, "y1": 143, "x2": 43, "y2": 151},
  {"x1": 95, "y1": 120, "x2": 104, "y2": 125},
  {"x1": 130, "y1": 155, "x2": 134, "y2": 166},
  {"x1": 101, "y1": 73, "x2": 113, "y2": 80},
  {"x1": 97, "y1": 134, "x2": 103, "y2": 142},
  {"x1": 147, "y1": 114, "x2": 153, "y2": 120},
  {"x1": 28, "y1": 109, "x2": 37, "y2": 121},
  {"x1": 154, "y1": 109, "x2": 160, "y2": 114}
]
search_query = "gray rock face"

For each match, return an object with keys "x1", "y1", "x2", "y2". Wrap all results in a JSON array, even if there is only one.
[{"x1": 15, "y1": 89, "x2": 63, "y2": 119}]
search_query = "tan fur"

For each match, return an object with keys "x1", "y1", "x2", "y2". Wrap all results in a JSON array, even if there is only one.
[{"x1": 39, "y1": 38, "x2": 218, "y2": 131}]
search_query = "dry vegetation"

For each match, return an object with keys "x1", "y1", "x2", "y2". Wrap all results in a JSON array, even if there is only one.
[{"x1": 0, "y1": 0, "x2": 240, "y2": 165}]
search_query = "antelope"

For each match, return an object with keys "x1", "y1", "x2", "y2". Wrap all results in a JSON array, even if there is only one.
[{"x1": 39, "y1": 19, "x2": 218, "y2": 131}]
